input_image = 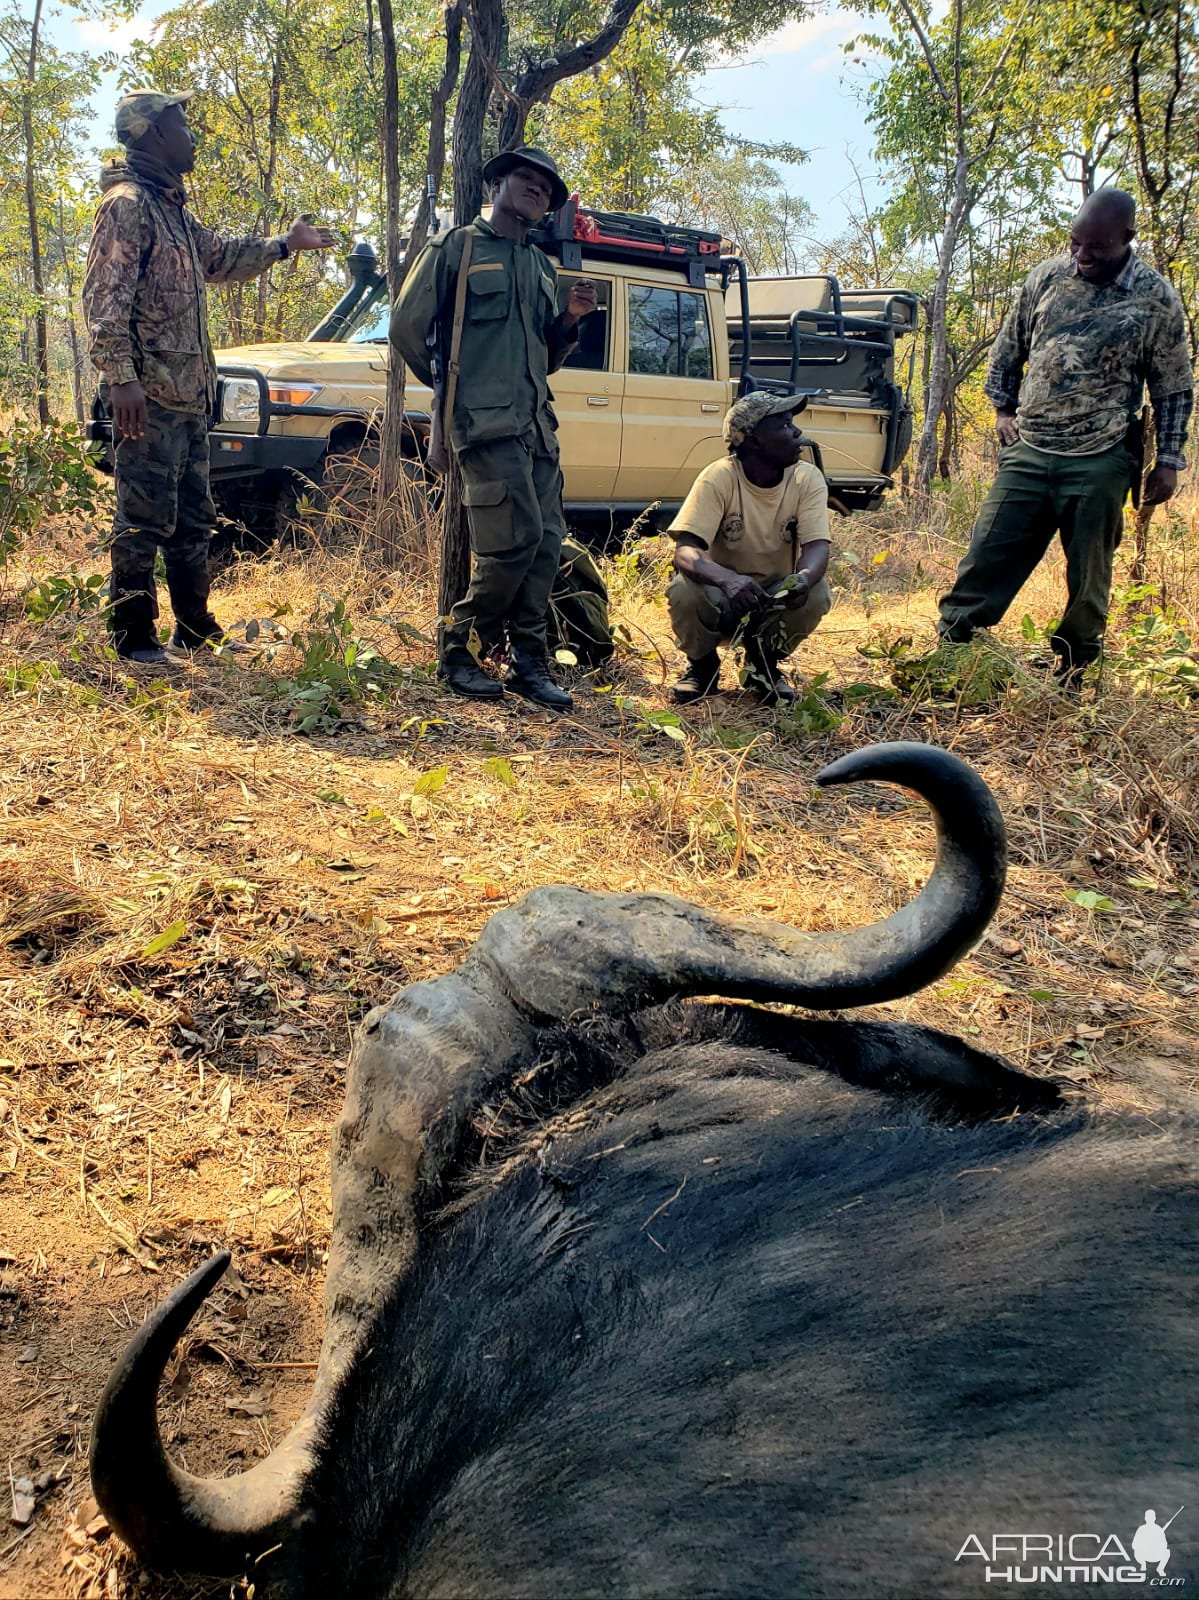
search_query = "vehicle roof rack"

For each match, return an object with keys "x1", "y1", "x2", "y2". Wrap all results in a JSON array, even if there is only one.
[{"x1": 532, "y1": 195, "x2": 724, "y2": 287}]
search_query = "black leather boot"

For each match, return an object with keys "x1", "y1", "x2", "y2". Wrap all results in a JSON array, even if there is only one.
[
  {"x1": 506, "y1": 650, "x2": 573, "y2": 710},
  {"x1": 440, "y1": 649, "x2": 504, "y2": 699},
  {"x1": 672, "y1": 652, "x2": 721, "y2": 704},
  {"x1": 110, "y1": 573, "x2": 162, "y2": 661},
  {"x1": 170, "y1": 613, "x2": 224, "y2": 651},
  {"x1": 744, "y1": 639, "x2": 797, "y2": 706}
]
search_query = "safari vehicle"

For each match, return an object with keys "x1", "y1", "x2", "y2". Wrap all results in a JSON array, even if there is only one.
[{"x1": 89, "y1": 200, "x2": 918, "y2": 537}]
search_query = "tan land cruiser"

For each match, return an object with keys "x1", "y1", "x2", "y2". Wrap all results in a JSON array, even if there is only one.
[{"x1": 90, "y1": 201, "x2": 918, "y2": 538}]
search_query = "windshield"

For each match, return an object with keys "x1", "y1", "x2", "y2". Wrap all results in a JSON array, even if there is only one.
[{"x1": 351, "y1": 300, "x2": 390, "y2": 343}]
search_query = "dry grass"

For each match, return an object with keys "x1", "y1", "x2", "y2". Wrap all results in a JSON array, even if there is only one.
[{"x1": 1, "y1": 484, "x2": 1198, "y2": 1599}]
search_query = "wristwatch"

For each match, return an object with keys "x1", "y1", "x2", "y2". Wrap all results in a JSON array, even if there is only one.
[{"x1": 278, "y1": 238, "x2": 290, "y2": 260}]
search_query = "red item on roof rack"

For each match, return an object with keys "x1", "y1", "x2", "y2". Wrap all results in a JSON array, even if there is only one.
[{"x1": 531, "y1": 195, "x2": 724, "y2": 279}]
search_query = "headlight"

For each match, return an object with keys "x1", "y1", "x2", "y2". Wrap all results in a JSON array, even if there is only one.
[
  {"x1": 268, "y1": 383, "x2": 323, "y2": 406},
  {"x1": 220, "y1": 377, "x2": 260, "y2": 423}
]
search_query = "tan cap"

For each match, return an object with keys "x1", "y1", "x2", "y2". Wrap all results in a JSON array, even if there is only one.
[
  {"x1": 723, "y1": 391, "x2": 809, "y2": 452},
  {"x1": 114, "y1": 89, "x2": 195, "y2": 144}
]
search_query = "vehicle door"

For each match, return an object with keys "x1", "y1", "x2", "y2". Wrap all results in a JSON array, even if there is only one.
[
  {"x1": 547, "y1": 271, "x2": 622, "y2": 502},
  {"x1": 618, "y1": 277, "x2": 731, "y2": 505}
]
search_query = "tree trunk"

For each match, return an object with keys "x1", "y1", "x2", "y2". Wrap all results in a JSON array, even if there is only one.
[
  {"x1": 914, "y1": 145, "x2": 970, "y2": 497},
  {"x1": 23, "y1": 0, "x2": 49, "y2": 425},
  {"x1": 55, "y1": 196, "x2": 85, "y2": 424},
  {"x1": 376, "y1": 0, "x2": 462, "y2": 563},
  {"x1": 255, "y1": 23, "x2": 287, "y2": 341},
  {"x1": 438, "y1": 0, "x2": 503, "y2": 623}
]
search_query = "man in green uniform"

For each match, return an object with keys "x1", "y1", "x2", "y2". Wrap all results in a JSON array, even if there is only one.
[
  {"x1": 83, "y1": 90, "x2": 335, "y2": 664},
  {"x1": 392, "y1": 146, "x2": 598, "y2": 708},
  {"x1": 937, "y1": 189, "x2": 1192, "y2": 684}
]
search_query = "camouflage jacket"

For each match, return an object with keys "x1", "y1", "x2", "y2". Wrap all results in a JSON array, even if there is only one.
[
  {"x1": 83, "y1": 159, "x2": 287, "y2": 416},
  {"x1": 985, "y1": 252, "x2": 1193, "y2": 461},
  {"x1": 390, "y1": 216, "x2": 577, "y2": 454}
]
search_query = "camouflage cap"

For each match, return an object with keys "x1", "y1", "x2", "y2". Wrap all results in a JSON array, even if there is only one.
[
  {"x1": 114, "y1": 89, "x2": 195, "y2": 145},
  {"x1": 723, "y1": 391, "x2": 809, "y2": 452}
]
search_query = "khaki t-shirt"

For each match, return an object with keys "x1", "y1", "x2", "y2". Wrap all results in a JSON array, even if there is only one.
[{"x1": 669, "y1": 456, "x2": 830, "y2": 582}]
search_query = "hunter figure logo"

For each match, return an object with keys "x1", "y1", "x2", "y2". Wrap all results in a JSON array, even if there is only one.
[
  {"x1": 1135, "y1": 1511, "x2": 1175, "y2": 1579},
  {"x1": 955, "y1": 1506, "x2": 1186, "y2": 1586}
]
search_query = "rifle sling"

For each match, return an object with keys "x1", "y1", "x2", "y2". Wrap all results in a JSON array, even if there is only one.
[{"x1": 442, "y1": 228, "x2": 475, "y2": 446}]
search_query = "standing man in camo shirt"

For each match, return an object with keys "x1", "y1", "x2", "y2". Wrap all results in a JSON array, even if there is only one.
[
  {"x1": 937, "y1": 189, "x2": 1193, "y2": 684},
  {"x1": 84, "y1": 90, "x2": 335, "y2": 664}
]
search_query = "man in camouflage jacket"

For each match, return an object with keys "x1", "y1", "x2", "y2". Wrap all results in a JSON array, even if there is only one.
[
  {"x1": 392, "y1": 146, "x2": 598, "y2": 708},
  {"x1": 83, "y1": 90, "x2": 335, "y2": 663},
  {"x1": 937, "y1": 189, "x2": 1193, "y2": 685}
]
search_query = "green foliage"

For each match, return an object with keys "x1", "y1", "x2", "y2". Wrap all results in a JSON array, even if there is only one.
[
  {"x1": 528, "y1": 7, "x2": 813, "y2": 240},
  {"x1": 771, "y1": 673, "x2": 843, "y2": 738},
  {"x1": 1066, "y1": 889, "x2": 1115, "y2": 914},
  {"x1": 0, "y1": 421, "x2": 102, "y2": 565},
  {"x1": 0, "y1": 2, "x2": 105, "y2": 412},
  {"x1": 614, "y1": 694, "x2": 691, "y2": 743},
  {"x1": 255, "y1": 594, "x2": 398, "y2": 732},
  {"x1": 1108, "y1": 586, "x2": 1199, "y2": 706},
  {"x1": 868, "y1": 634, "x2": 1017, "y2": 704},
  {"x1": 24, "y1": 567, "x2": 108, "y2": 621}
]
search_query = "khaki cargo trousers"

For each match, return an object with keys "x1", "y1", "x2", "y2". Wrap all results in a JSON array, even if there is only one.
[
  {"x1": 937, "y1": 437, "x2": 1134, "y2": 670},
  {"x1": 442, "y1": 433, "x2": 566, "y2": 660},
  {"x1": 668, "y1": 573, "x2": 832, "y2": 661}
]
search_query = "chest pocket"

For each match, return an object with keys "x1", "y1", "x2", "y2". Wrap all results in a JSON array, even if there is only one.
[{"x1": 467, "y1": 267, "x2": 510, "y2": 321}]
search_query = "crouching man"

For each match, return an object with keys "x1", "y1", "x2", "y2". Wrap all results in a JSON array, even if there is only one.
[{"x1": 667, "y1": 393, "x2": 832, "y2": 704}]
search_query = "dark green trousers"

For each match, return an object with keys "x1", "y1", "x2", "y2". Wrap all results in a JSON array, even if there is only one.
[
  {"x1": 108, "y1": 399, "x2": 217, "y2": 655},
  {"x1": 937, "y1": 438, "x2": 1133, "y2": 669},
  {"x1": 443, "y1": 434, "x2": 566, "y2": 660}
]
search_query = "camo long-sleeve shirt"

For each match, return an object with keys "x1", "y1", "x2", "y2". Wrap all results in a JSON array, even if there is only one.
[
  {"x1": 83, "y1": 160, "x2": 288, "y2": 416},
  {"x1": 984, "y1": 252, "x2": 1193, "y2": 468}
]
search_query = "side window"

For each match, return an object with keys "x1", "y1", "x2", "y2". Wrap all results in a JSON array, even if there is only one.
[
  {"x1": 557, "y1": 275, "x2": 611, "y2": 372},
  {"x1": 628, "y1": 286, "x2": 714, "y2": 379},
  {"x1": 680, "y1": 291, "x2": 713, "y2": 379}
]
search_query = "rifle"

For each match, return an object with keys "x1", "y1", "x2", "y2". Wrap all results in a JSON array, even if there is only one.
[{"x1": 425, "y1": 176, "x2": 449, "y2": 474}]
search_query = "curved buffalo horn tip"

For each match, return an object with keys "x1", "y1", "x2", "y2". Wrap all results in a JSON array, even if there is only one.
[
  {"x1": 472, "y1": 740, "x2": 1006, "y2": 1015},
  {"x1": 91, "y1": 1250, "x2": 314, "y2": 1574}
]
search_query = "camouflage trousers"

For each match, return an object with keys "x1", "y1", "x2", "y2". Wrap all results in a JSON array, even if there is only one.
[
  {"x1": 442, "y1": 434, "x2": 566, "y2": 661},
  {"x1": 668, "y1": 573, "x2": 832, "y2": 661},
  {"x1": 937, "y1": 437, "x2": 1134, "y2": 670},
  {"x1": 107, "y1": 399, "x2": 218, "y2": 656}
]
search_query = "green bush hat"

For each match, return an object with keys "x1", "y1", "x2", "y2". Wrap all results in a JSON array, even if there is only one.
[
  {"x1": 114, "y1": 89, "x2": 195, "y2": 145},
  {"x1": 481, "y1": 146, "x2": 569, "y2": 212}
]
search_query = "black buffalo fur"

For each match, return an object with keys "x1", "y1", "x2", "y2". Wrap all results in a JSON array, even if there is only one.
[{"x1": 262, "y1": 1004, "x2": 1196, "y2": 1600}]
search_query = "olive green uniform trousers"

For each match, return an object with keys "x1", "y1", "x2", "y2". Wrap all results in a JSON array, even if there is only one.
[
  {"x1": 937, "y1": 438, "x2": 1134, "y2": 670},
  {"x1": 443, "y1": 433, "x2": 566, "y2": 659}
]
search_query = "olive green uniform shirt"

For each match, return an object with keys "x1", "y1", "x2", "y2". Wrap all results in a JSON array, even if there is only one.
[{"x1": 391, "y1": 216, "x2": 577, "y2": 455}]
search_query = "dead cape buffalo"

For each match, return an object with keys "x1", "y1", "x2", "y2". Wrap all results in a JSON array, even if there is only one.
[{"x1": 91, "y1": 742, "x2": 1195, "y2": 1599}]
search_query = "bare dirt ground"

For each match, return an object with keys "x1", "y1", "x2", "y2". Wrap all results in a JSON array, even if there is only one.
[{"x1": 1, "y1": 499, "x2": 1197, "y2": 1599}]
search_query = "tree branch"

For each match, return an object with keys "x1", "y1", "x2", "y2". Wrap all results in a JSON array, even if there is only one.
[
  {"x1": 496, "y1": 0, "x2": 645, "y2": 149},
  {"x1": 963, "y1": 0, "x2": 1036, "y2": 122},
  {"x1": 894, "y1": 0, "x2": 953, "y2": 105}
]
